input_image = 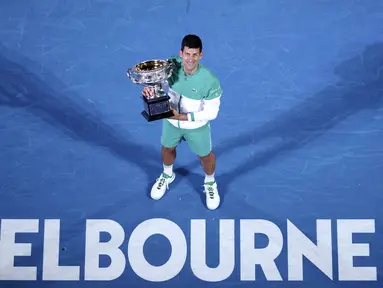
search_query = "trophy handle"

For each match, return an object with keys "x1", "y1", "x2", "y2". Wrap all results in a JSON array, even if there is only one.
[{"x1": 126, "y1": 68, "x2": 140, "y2": 84}]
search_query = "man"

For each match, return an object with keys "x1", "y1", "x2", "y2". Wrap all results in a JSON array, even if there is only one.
[{"x1": 142, "y1": 34, "x2": 223, "y2": 210}]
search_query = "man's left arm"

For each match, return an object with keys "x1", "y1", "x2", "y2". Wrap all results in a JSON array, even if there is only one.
[{"x1": 171, "y1": 79, "x2": 223, "y2": 122}]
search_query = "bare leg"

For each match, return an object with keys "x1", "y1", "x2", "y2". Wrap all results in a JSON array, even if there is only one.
[
  {"x1": 199, "y1": 151, "x2": 216, "y2": 177},
  {"x1": 162, "y1": 146, "x2": 176, "y2": 166}
]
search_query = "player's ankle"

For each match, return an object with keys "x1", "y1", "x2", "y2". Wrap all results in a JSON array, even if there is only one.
[
  {"x1": 163, "y1": 163, "x2": 173, "y2": 177},
  {"x1": 204, "y1": 172, "x2": 215, "y2": 184}
]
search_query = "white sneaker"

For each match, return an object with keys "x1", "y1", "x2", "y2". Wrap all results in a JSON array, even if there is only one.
[
  {"x1": 150, "y1": 173, "x2": 175, "y2": 200},
  {"x1": 204, "y1": 181, "x2": 220, "y2": 210}
]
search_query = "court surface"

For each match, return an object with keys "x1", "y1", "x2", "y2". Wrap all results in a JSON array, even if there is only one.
[{"x1": 0, "y1": 0, "x2": 382, "y2": 287}]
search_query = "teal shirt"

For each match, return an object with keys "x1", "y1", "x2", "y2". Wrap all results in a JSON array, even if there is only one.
[{"x1": 167, "y1": 56, "x2": 222, "y2": 101}]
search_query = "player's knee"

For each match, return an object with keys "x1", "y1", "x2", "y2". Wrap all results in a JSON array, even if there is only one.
[
  {"x1": 162, "y1": 146, "x2": 176, "y2": 153},
  {"x1": 198, "y1": 151, "x2": 213, "y2": 159}
]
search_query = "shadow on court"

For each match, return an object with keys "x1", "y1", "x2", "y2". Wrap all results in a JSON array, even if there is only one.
[{"x1": 1, "y1": 42, "x2": 382, "y2": 208}]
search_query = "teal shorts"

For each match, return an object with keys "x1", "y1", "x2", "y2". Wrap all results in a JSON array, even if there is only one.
[{"x1": 161, "y1": 120, "x2": 212, "y2": 157}]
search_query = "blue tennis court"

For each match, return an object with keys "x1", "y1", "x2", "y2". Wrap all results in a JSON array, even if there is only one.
[{"x1": 0, "y1": 0, "x2": 382, "y2": 287}]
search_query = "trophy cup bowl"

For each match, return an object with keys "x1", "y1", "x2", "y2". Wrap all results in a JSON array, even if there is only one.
[{"x1": 127, "y1": 59, "x2": 175, "y2": 122}]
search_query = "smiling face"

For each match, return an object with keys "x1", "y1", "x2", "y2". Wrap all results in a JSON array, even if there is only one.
[{"x1": 179, "y1": 46, "x2": 203, "y2": 75}]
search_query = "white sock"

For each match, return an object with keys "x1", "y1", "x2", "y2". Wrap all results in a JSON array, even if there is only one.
[
  {"x1": 163, "y1": 164, "x2": 173, "y2": 176},
  {"x1": 205, "y1": 173, "x2": 215, "y2": 183}
]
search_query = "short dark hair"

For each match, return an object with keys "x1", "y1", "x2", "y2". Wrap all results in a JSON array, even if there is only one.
[{"x1": 181, "y1": 34, "x2": 203, "y2": 52}]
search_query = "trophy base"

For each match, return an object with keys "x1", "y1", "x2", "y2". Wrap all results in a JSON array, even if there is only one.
[
  {"x1": 141, "y1": 94, "x2": 174, "y2": 122},
  {"x1": 141, "y1": 110, "x2": 174, "y2": 122}
]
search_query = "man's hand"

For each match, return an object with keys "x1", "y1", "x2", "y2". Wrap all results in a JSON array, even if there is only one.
[
  {"x1": 169, "y1": 107, "x2": 188, "y2": 121},
  {"x1": 142, "y1": 86, "x2": 155, "y2": 98}
]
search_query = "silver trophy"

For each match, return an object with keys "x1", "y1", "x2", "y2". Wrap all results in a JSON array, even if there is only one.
[{"x1": 127, "y1": 59, "x2": 175, "y2": 121}]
